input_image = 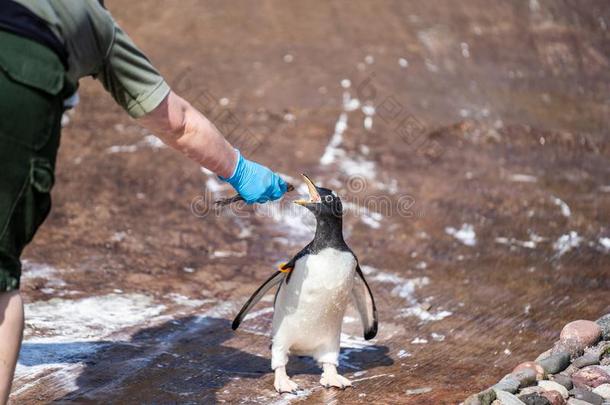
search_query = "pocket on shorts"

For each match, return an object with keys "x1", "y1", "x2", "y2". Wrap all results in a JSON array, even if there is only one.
[
  {"x1": 0, "y1": 32, "x2": 65, "y2": 151},
  {"x1": 22, "y1": 158, "x2": 54, "y2": 244},
  {"x1": 0, "y1": 157, "x2": 54, "y2": 251},
  {"x1": 0, "y1": 68, "x2": 63, "y2": 151}
]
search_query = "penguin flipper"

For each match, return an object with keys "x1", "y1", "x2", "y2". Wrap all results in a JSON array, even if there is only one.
[
  {"x1": 232, "y1": 271, "x2": 284, "y2": 330},
  {"x1": 352, "y1": 263, "x2": 378, "y2": 340},
  {"x1": 281, "y1": 243, "x2": 312, "y2": 284}
]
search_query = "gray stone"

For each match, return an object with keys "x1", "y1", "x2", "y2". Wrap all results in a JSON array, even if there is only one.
[
  {"x1": 551, "y1": 374, "x2": 574, "y2": 391},
  {"x1": 570, "y1": 387, "x2": 604, "y2": 405},
  {"x1": 554, "y1": 339, "x2": 585, "y2": 359},
  {"x1": 520, "y1": 386, "x2": 545, "y2": 396},
  {"x1": 465, "y1": 388, "x2": 497, "y2": 405},
  {"x1": 593, "y1": 384, "x2": 610, "y2": 400},
  {"x1": 536, "y1": 349, "x2": 553, "y2": 362},
  {"x1": 596, "y1": 314, "x2": 610, "y2": 341},
  {"x1": 494, "y1": 375, "x2": 521, "y2": 394},
  {"x1": 573, "y1": 352, "x2": 601, "y2": 368},
  {"x1": 518, "y1": 393, "x2": 551, "y2": 405},
  {"x1": 538, "y1": 380, "x2": 569, "y2": 399},
  {"x1": 567, "y1": 399, "x2": 595, "y2": 405},
  {"x1": 494, "y1": 389, "x2": 527, "y2": 405},
  {"x1": 539, "y1": 352, "x2": 572, "y2": 374},
  {"x1": 514, "y1": 369, "x2": 539, "y2": 387}
]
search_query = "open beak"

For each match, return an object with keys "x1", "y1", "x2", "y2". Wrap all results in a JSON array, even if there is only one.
[{"x1": 294, "y1": 174, "x2": 321, "y2": 206}]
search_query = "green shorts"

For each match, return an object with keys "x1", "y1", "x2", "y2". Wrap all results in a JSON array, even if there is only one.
[{"x1": 0, "y1": 31, "x2": 69, "y2": 292}]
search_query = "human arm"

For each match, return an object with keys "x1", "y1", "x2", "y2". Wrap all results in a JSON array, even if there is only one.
[
  {"x1": 92, "y1": 7, "x2": 286, "y2": 203},
  {"x1": 138, "y1": 91, "x2": 237, "y2": 178},
  {"x1": 138, "y1": 91, "x2": 288, "y2": 202}
]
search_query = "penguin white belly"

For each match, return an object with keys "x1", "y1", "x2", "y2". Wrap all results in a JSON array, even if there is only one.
[{"x1": 271, "y1": 247, "x2": 356, "y2": 368}]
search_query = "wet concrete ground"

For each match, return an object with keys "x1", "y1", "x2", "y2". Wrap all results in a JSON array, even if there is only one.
[{"x1": 9, "y1": 1, "x2": 610, "y2": 404}]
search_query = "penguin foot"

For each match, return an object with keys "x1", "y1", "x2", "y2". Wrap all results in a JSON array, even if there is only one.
[
  {"x1": 320, "y1": 373, "x2": 352, "y2": 389},
  {"x1": 274, "y1": 367, "x2": 298, "y2": 394},
  {"x1": 320, "y1": 363, "x2": 352, "y2": 389}
]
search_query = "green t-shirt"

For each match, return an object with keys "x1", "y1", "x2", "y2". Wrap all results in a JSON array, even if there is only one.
[{"x1": 13, "y1": 0, "x2": 170, "y2": 118}]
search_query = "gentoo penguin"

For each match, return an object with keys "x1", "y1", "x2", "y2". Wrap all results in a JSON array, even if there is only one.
[{"x1": 232, "y1": 174, "x2": 378, "y2": 393}]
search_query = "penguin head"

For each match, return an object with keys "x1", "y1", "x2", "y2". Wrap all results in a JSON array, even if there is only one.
[{"x1": 294, "y1": 174, "x2": 343, "y2": 218}]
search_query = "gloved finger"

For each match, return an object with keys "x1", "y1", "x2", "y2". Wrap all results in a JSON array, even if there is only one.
[{"x1": 267, "y1": 175, "x2": 288, "y2": 201}]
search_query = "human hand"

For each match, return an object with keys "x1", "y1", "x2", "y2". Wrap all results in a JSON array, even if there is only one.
[{"x1": 220, "y1": 150, "x2": 288, "y2": 204}]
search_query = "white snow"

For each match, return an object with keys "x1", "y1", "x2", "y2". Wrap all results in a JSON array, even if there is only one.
[
  {"x1": 600, "y1": 237, "x2": 610, "y2": 250},
  {"x1": 210, "y1": 250, "x2": 246, "y2": 258},
  {"x1": 508, "y1": 174, "x2": 538, "y2": 183},
  {"x1": 411, "y1": 337, "x2": 428, "y2": 344},
  {"x1": 165, "y1": 293, "x2": 206, "y2": 308},
  {"x1": 320, "y1": 112, "x2": 348, "y2": 165},
  {"x1": 23, "y1": 294, "x2": 166, "y2": 342},
  {"x1": 106, "y1": 135, "x2": 166, "y2": 154},
  {"x1": 552, "y1": 196, "x2": 571, "y2": 217},
  {"x1": 445, "y1": 223, "x2": 477, "y2": 246},
  {"x1": 406, "y1": 387, "x2": 432, "y2": 395},
  {"x1": 370, "y1": 270, "x2": 452, "y2": 322},
  {"x1": 398, "y1": 58, "x2": 409, "y2": 68},
  {"x1": 111, "y1": 231, "x2": 127, "y2": 242},
  {"x1": 495, "y1": 232, "x2": 545, "y2": 250},
  {"x1": 460, "y1": 42, "x2": 470, "y2": 58},
  {"x1": 552, "y1": 231, "x2": 582, "y2": 257}
]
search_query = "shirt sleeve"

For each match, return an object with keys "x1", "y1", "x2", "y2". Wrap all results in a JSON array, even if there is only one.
[{"x1": 96, "y1": 23, "x2": 170, "y2": 118}]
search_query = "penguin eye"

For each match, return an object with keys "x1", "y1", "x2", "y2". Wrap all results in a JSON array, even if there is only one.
[{"x1": 324, "y1": 195, "x2": 334, "y2": 203}]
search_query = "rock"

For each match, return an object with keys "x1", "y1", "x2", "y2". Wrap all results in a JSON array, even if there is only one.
[
  {"x1": 539, "y1": 380, "x2": 569, "y2": 399},
  {"x1": 554, "y1": 339, "x2": 586, "y2": 359},
  {"x1": 491, "y1": 401, "x2": 502, "y2": 405},
  {"x1": 536, "y1": 349, "x2": 553, "y2": 362},
  {"x1": 513, "y1": 369, "x2": 539, "y2": 387},
  {"x1": 562, "y1": 365, "x2": 580, "y2": 377},
  {"x1": 566, "y1": 399, "x2": 595, "y2": 405},
  {"x1": 540, "y1": 390, "x2": 566, "y2": 405},
  {"x1": 514, "y1": 362, "x2": 546, "y2": 380},
  {"x1": 596, "y1": 315, "x2": 610, "y2": 341},
  {"x1": 494, "y1": 375, "x2": 521, "y2": 394},
  {"x1": 572, "y1": 366, "x2": 610, "y2": 389},
  {"x1": 560, "y1": 321, "x2": 603, "y2": 350},
  {"x1": 551, "y1": 374, "x2": 574, "y2": 391},
  {"x1": 465, "y1": 388, "x2": 497, "y2": 405},
  {"x1": 518, "y1": 393, "x2": 551, "y2": 405},
  {"x1": 593, "y1": 384, "x2": 610, "y2": 399},
  {"x1": 539, "y1": 353, "x2": 571, "y2": 374},
  {"x1": 520, "y1": 386, "x2": 545, "y2": 396},
  {"x1": 494, "y1": 389, "x2": 527, "y2": 405},
  {"x1": 573, "y1": 352, "x2": 601, "y2": 368},
  {"x1": 570, "y1": 387, "x2": 604, "y2": 405}
]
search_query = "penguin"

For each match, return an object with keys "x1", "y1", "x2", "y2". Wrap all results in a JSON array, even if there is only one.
[{"x1": 232, "y1": 174, "x2": 378, "y2": 393}]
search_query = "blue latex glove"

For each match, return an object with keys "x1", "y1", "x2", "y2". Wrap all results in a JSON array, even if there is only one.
[{"x1": 220, "y1": 150, "x2": 288, "y2": 204}]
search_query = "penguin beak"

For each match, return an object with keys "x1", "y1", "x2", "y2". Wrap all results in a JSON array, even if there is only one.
[{"x1": 294, "y1": 174, "x2": 321, "y2": 206}]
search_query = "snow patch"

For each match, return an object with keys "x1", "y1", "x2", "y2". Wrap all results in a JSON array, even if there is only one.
[
  {"x1": 553, "y1": 231, "x2": 582, "y2": 257},
  {"x1": 445, "y1": 223, "x2": 477, "y2": 246},
  {"x1": 552, "y1": 196, "x2": 571, "y2": 217},
  {"x1": 106, "y1": 135, "x2": 166, "y2": 154},
  {"x1": 509, "y1": 174, "x2": 537, "y2": 183},
  {"x1": 24, "y1": 294, "x2": 166, "y2": 341}
]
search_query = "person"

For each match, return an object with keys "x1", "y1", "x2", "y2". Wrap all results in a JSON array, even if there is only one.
[{"x1": 0, "y1": 1, "x2": 288, "y2": 402}]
